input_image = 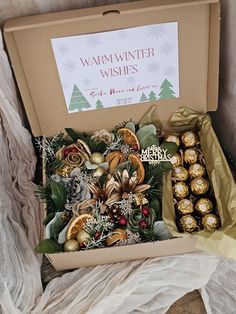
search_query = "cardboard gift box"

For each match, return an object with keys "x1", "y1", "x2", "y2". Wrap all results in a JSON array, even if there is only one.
[{"x1": 4, "y1": 0, "x2": 223, "y2": 270}]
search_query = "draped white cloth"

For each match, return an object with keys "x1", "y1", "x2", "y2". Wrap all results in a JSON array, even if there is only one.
[{"x1": 0, "y1": 1, "x2": 236, "y2": 313}]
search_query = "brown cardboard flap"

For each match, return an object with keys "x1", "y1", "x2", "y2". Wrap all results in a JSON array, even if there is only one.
[{"x1": 4, "y1": 0, "x2": 220, "y2": 136}]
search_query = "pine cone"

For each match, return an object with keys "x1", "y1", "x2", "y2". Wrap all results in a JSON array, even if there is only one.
[{"x1": 108, "y1": 204, "x2": 122, "y2": 223}]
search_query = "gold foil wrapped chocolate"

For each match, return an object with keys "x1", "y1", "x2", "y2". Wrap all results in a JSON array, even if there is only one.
[
  {"x1": 178, "y1": 214, "x2": 198, "y2": 233},
  {"x1": 172, "y1": 166, "x2": 189, "y2": 181},
  {"x1": 195, "y1": 198, "x2": 213, "y2": 216},
  {"x1": 189, "y1": 163, "x2": 206, "y2": 179},
  {"x1": 170, "y1": 153, "x2": 182, "y2": 167},
  {"x1": 202, "y1": 214, "x2": 220, "y2": 231},
  {"x1": 181, "y1": 131, "x2": 198, "y2": 148},
  {"x1": 183, "y1": 148, "x2": 198, "y2": 165},
  {"x1": 173, "y1": 182, "x2": 189, "y2": 199},
  {"x1": 190, "y1": 177, "x2": 209, "y2": 195},
  {"x1": 177, "y1": 199, "x2": 194, "y2": 215},
  {"x1": 164, "y1": 134, "x2": 180, "y2": 147}
]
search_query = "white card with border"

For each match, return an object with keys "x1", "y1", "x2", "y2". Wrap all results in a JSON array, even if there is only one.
[{"x1": 51, "y1": 22, "x2": 179, "y2": 113}]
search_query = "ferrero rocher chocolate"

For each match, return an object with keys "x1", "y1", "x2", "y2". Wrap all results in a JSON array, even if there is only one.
[
  {"x1": 189, "y1": 163, "x2": 206, "y2": 179},
  {"x1": 164, "y1": 134, "x2": 180, "y2": 147},
  {"x1": 202, "y1": 214, "x2": 220, "y2": 231},
  {"x1": 183, "y1": 148, "x2": 198, "y2": 165},
  {"x1": 190, "y1": 177, "x2": 209, "y2": 195},
  {"x1": 172, "y1": 166, "x2": 189, "y2": 181},
  {"x1": 170, "y1": 153, "x2": 182, "y2": 167},
  {"x1": 181, "y1": 131, "x2": 198, "y2": 148},
  {"x1": 177, "y1": 199, "x2": 194, "y2": 215},
  {"x1": 173, "y1": 182, "x2": 189, "y2": 199},
  {"x1": 178, "y1": 215, "x2": 198, "y2": 233},
  {"x1": 195, "y1": 198, "x2": 213, "y2": 216}
]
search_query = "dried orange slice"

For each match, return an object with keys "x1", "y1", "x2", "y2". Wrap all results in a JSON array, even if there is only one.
[
  {"x1": 117, "y1": 128, "x2": 140, "y2": 150},
  {"x1": 106, "y1": 228, "x2": 127, "y2": 246},
  {"x1": 66, "y1": 214, "x2": 92, "y2": 240},
  {"x1": 128, "y1": 154, "x2": 145, "y2": 184}
]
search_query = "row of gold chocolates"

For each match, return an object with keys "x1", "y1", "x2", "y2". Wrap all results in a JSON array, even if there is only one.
[
  {"x1": 173, "y1": 177, "x2": 209, "y2": 199},
  {"x1": 177, "y1": 198, "x2": 213, "y2": 216},
  {"x1": 178, "y1": 213, "x2": 221, "y2": 232},
  {"x1": 167, "y1": 131, "x2": 221, "y2": 233}
]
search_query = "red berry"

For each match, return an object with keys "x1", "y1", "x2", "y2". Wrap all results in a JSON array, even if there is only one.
[
  {"x1": 71, "y1": 147, "x2": 79, "y2": 153},
  {"x1": 80, "y1": 242, "x2": 86, "y2": 249},
  {"x1": 63, "y1": 148, "x2": 70, "y2": 157},
  {"x1": 139, "y1": 220, "x2": 148, "y2": 229},
  {"x1": 94, "y1": 232, "x2": 101, "y2": 240},
  {"x1": 119, "y1": 216, "x2": 127, "y2": 226},
  {"x1": 131, "y1": 144, "x2": 139, "y2": 151},
  {"x1": 142, "y1": 207, "x2": 150, "y2": 217}
]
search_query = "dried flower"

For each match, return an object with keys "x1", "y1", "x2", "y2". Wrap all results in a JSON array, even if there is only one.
[{"x1": 91, "y1": 129, "x2": 115, "y2": 144}]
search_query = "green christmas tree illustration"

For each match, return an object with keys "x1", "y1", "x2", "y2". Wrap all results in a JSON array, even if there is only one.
[
  {"x1": 69, "y1": 84, "x2": 91, "y2": 112},
  {"x1": 140, "y1": 93, "x2": 148, "y2": 102},
  {"x1": 148, "y1": 91, "x2": 157, "y2": 101},
  {"x1": 96, "y1": 99, "x2": 104, "y2": 109},
  {"x1": 159, "y1": 79, "x2": 176, "y2": 100}
]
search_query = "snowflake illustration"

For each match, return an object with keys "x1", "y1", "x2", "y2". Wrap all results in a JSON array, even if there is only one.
[
  {"x1": 86, "y1": 35, "x2": 101, "y2": 48},
  {"x1": 148, "y1": 61, "x2": 160, "y2": 74},
  {"x1": 63, "y1": 60, "x2": 76, "y2": 73},
  {"x1": 126, "y1": 76, "x2": 136, "y2": 84},
  {"x1": 117, "y1": 30, "x2": 127, "y2": 39},
  {"x1": 57, "y1": 43, "x2": 68, "y2": 54},
  {"x1": 83, "y1": 78, "x2": 92, "y2": 86},
  {"x1": 160, "y1": 43, "x2": 173, "y2": 55},
  {"x1": 164, "y1": 66, "x2": 176, "y2": 77},
  {"x1": 148, "y1": 25, "x2": 166, "y2": 39}
]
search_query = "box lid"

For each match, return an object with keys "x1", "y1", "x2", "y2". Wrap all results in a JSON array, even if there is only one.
[{"x1": 4, "y1": 0, "x2": 220, "y2": 137}]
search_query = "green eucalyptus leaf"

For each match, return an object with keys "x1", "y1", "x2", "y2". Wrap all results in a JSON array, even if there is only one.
[
  {"x1": 160, "y1": 141, "x2": 178, "y2": 155},
  {"x1": 136, "y1": 124, "x2": 158, "y2": 149},
  {"x1": 125, "y1": 121, "x2": 136, "y2": 133},
  {"x1": 50, "y1": 180, "x2": 67, "y2": 211},
  {"x1": 160, "y1": 161, "x2": 173, "y2": 172},
  {"x1": 85, "y1": 160, "x2": 98, "y2": 170},
  {"x1": 35, "y1": 239, "x2": 63, "y2": 254},
  {"x1": 43, "y1": 212, "x2": 56, "y2": 226},
  {"x1": 154, "y1": 221, "x2": 173, "y2": 240},
  {"x1": 150, "y1": 199, "x2": 162, "y2": 220},
  {"x1": 144, "y1": 134, "x2": 159, "y2": 148}
]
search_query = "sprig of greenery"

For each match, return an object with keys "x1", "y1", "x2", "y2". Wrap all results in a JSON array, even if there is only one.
[
  {"x1": 35, "y1": 180, "x2": 68, "y2": 212},
  {"x1": 46, "y1": 158, "x2": 63, "y2": 176}
]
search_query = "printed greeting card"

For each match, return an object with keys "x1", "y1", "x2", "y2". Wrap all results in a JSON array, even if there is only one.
[{"x1": 51, "y1": 22, "x2": 179, "y2": 113}]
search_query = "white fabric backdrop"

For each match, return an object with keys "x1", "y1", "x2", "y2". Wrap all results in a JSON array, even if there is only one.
[{"x1": 0, "y1": 1, "x2": 236, "y2": 313}]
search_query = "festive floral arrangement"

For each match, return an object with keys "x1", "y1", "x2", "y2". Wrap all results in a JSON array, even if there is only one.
[{"x1": 35, "y1": 119, "x2": 179, "y2": 253}]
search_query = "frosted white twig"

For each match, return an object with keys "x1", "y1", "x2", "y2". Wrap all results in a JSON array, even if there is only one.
[
  {"x1": 104, "y1": 134, "x2": 123, "y2": 155},
  {"x1": 115, "y1": 230, "x2": 141, "y2": 246}
]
